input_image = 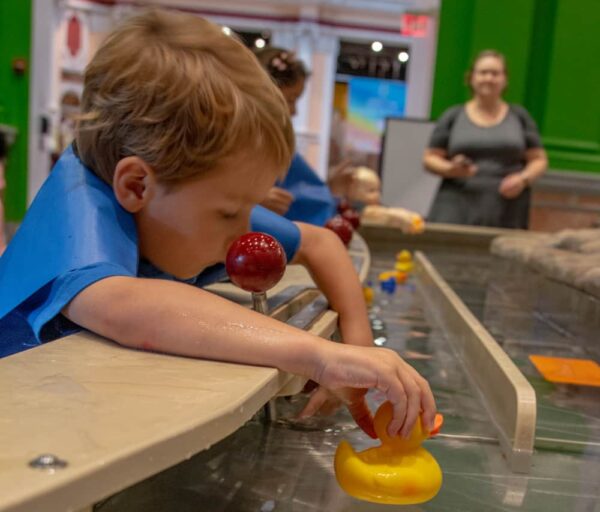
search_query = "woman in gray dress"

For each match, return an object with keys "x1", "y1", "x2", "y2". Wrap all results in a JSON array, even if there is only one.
[{"x1": 423, "y1": 50, "x2": 548, "y2": 228}]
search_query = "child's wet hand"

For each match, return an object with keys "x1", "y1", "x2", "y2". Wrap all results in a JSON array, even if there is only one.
[
  {"x1": 298, "y1": 386, "x2": 377, "y2": 439},
  {"x1": 339, "y1": 388, "x2": 377, "y2": 438},
  {"x1": 313, "y1": 345, "x2": 436, "y2": 439}
]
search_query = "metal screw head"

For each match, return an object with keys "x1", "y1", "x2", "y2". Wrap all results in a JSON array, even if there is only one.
[{"x1": 29, "y1": 454, "x2": 68, "y2": 470}]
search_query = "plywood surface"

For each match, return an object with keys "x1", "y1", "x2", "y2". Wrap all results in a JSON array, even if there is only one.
[{"x1": 0, "y1": 332, "x2": 307, "y2": 512}]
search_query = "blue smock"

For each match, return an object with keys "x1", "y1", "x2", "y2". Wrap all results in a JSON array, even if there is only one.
[
  {"x1": 279, "y1": 153, "x2": 336, "y2": 226},
  {"x1": 0, "y1": 146, "x2": 300, "y2": 357}
]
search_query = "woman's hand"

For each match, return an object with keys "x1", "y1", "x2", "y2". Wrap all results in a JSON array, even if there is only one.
[
  {"x1": 446, "y1": 154, "x2": 478, "y2": 178},
  {"x1": 499, "y1": 172, "x2": 527, "y2": 199},
  {"x1": 260, "y1": 186, "x2": 294, "y2": 215}
]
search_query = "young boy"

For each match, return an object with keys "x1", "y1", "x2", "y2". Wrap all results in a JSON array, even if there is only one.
[{"x1": 0, "y1": 10, "x2": 434, "y2": 438}]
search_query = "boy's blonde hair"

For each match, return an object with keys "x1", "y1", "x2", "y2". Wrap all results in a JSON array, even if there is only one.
[{"x1": 76, "y1": 10, "x2": 294, "y2": 184}]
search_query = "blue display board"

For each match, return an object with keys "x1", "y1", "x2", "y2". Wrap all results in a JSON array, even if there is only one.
[{"x1": 347, "y1": 77, "x2": 406, "y2": 153}]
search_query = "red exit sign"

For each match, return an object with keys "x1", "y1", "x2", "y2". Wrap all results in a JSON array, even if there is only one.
[{"x1": 401, "y1": 13, "x2": 430, "y2": 37}]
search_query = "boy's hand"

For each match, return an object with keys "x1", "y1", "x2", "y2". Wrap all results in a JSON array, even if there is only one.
[
  {"x1": 298, "y1": 386, "x2": 377, "y2": 438},
  {"x1": 260, "y1": 186, "x2": 294, "y2": 215},
  {"x1": 313, "y1": 344, "x2": 436, "y2": 439},
  {"x1": 298, "y1": 386, "x2": 343, "y2": 418}
]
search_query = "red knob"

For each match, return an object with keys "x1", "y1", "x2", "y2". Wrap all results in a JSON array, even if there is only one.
[
  {"x1": 341, "y1": 208, "x2": 361, "y2": 229},
  {"x1": 225, "y1": 232, "x2": 287, "y2": 293},
  {"x1": 325, "y1": 215, "x2": 354, "y2": 247},
  {"x1": 337, "y1": 198, "x2": 352, "y2": 214}
]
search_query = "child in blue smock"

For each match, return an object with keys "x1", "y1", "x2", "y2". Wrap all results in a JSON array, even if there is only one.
[
  {"x1": 255, "y1": 47, "x2": 356, "y2": 227},
  {"x1": 0, "y1": 11, "x2": 435, "y2": 438}
]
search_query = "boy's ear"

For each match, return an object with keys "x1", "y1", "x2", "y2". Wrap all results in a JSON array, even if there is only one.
[{"x1": 113, "y1": 156, "x2": 157, "y2": 213}]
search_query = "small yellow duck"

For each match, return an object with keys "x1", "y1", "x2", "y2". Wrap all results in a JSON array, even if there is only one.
[
  {"x1": 395, "y1": 250, "x2": 414, "y2": 273},
  {"x1": 334, "y1": 402, "x2": 443, "y2": 505},
  {"x1": 363, "y1": 285, "x2": 374, "y2": 307}
]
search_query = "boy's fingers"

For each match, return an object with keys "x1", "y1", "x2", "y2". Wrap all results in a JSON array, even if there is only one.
[
  {"x1": 388, "y1": 402, "x2": 407, "y2": 437},
  {"x1": 272, "y1": 204, "x2": 289, "y2": 215},
  {"x1": 403, "y1": 365, "x2": 436, "y2": 426},
  {"x1": 347, "y1": 397, "x2": 376, "y2": 439},
  {"x1": 273, "y1": 197, "x2": 293, "y2": 207},
  {"x1": 297, "y1": 387, "x2": 328, "y2": 418},
  {"x1": 399, "y1": 378, "x2": 421, "y2": 438},
  {"x1": 275, "y1": 199, "x2": 291, "y2": 209},
  {"x1": 319, "y1": 397, "x2": 343, "y2": 416},
  {"x1": 417, "y1": 378, "x2": 437, "y2": 430},
  {"x1": 384, "y1": 382, "x2": 408, "y2": 437},
  {"x1": 276, "y1": 189, "x2": 294, "y2": 202}
]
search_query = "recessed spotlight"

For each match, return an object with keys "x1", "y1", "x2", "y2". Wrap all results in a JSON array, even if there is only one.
[
  {"x1": 371, "y1": 41, "x2": 383, "y2": 52},
  {"x1": 255, "y1": 38, "x2": 266, "y2": 49},
  {"x1": 398, "y1": 51, "x2": 409, "y2": 62}
]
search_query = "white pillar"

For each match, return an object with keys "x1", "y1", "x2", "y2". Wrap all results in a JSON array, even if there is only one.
[
  {"x1": 28, "y1": 0, "x2": 62, "y2": 204},
  {"x1": 309, "y1": 33, "x2": 339, "y2": 179}
]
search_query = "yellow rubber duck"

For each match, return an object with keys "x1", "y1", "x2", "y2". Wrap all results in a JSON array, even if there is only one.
[
  {"x1": 395, "y1": 250, "x2": 414, "y2": 273},
  {"x1": 334, "y1": 402, "x2": 443, "y2": 505},
  {"x1": 363, "y1": 285, "x2": 374, "y2": 307},
  {"x1": 411, "y1": 215, "x2": 425, "y2": 234}
]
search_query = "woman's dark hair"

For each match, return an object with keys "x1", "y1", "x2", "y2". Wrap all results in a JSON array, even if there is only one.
[
  {"x1": 465, "y1": 49, "x2": 508, "y2": 92},
  {"x1": 254, "y1": 47, "x2": 310, "y2": 88}
]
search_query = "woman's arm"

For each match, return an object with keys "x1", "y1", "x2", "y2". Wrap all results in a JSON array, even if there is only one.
[
  {"x1": 423, "y1": 148, "x2": 478, "y2": 178},
  {"x1": 520, "y1": 147, "x2": 548, "y2": 185},
  {"x1": 423, "y1": 148, "x2": 452, "y2": 176}
]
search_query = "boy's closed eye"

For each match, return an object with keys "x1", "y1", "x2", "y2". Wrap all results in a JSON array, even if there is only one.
[{"x1": 219, "y1": 210, "x2": 239, "y2": 220}]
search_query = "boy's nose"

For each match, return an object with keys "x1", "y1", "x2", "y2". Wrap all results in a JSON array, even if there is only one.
[{"x1": 232, "y1": 218, "x2": 251, "y2": 242}]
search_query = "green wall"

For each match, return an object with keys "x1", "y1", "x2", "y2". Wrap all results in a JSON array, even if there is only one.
[
  {"x1": 431, "y1": 0, "x2": 600, "y2": 173},
  {"x1": 0, "y1": 0, "x2": 31, "y2": 221}
]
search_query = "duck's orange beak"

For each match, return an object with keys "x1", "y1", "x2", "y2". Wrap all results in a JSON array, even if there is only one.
[{"x1": 429, "y1": 414, "x2": 444, "y2": 437}]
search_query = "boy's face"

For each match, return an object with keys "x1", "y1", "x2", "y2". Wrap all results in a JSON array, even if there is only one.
[{"x1": 136, "y1": 152, "x2": 280, "y2": 279}]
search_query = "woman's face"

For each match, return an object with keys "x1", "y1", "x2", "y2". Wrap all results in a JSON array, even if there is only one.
[
  {"x1": 470, "y1": 56, "x2": 507, "y2": 99},
  {"x1": 279, "y1": 77, "x2": 306, "y2": 116}
]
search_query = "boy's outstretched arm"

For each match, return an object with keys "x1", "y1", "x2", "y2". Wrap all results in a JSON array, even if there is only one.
[
  {"x1": 291, "y1": 222, "x2": 373, "y2": 348},
  {"x1": 63, "y1": 276, "x2": 435, "y2": 438},
  {"x1": 290, "y1": 222, "x2": 382, "y2": 420}
]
